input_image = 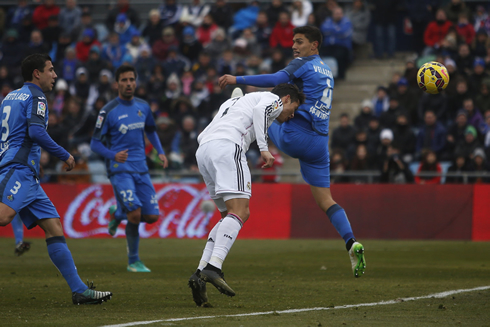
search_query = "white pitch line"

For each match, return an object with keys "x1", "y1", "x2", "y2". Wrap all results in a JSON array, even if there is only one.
[{"x1": 101, "y1": 285, "x2": 490, "y2": 327}]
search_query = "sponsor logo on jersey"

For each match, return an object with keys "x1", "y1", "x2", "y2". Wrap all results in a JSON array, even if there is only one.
[
  {"x1": 273, "y1": 99, "x2": 282, "y2": 111},
  {"x1": 7, "y1": 194, "x2": 13, "y2": 201},
  {"x1": 119, "y1": 124, "x2": 128, "y2": 134},
  {"x1": 37, "y1": 102, "x2": 46, "y2": 117},
  {"x1": 96, "y1": 115, "x2": 104, "y2": 128},
  {"x1": 137, "y1": 110, "x2": 143, "y2": 117},
  {"x1": 118, "y1": 114, "x2": 128, "y2": 120}
]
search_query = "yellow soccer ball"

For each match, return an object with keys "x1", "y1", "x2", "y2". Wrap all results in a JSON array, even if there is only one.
[{"x1": 417, "y1": 61, "x2": 450, "y2": 94}]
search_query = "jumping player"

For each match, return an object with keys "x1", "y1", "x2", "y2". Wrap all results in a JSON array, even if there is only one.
[
  {"x1": 218, "y1": 26, "x2": 366, "y2": 278},
  {"x1": 90, "y1": 65, "x2": 168, "y2": 272},
  {"x1": 188, "y1": 84, "x2": 304, "y2": 306},
  {"x1": 0, "y1": 53, "x2": 112, "y2": 304}
]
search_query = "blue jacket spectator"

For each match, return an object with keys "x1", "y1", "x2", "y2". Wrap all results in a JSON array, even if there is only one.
[
  {"x1": 58, "y1": 0, "x2": 82, "y2": 37},
  {"x1": 7, "y1": 0, "x2": 33, "y2": 30},
  {"x1": 114, "y1": 13, "x2": 139, "y2": 46},
  {"x1": 0, "y1": 29, "x2": 26, "y2": 68},
  {"x1": 231, "y1": 2, "x2": 260, "y2": 38},
  {"x1": 320, "y1": 9, "x2": 353, "y2": 50},
  {"x1": 102, "y1": 33, "x2": 127, "y2": 69},
  {"x1": 135, "y1": 45, "x2": 156, "y2": 85},
  {"x1": 162, "y1": 46, "x2": 191, "y2": 78},
  {"x1": 160, "y1": 0, "x2": 183, "y2": 27},
  {"x1": 416, "y1": 110, "x2": 447, "y2": 157}
]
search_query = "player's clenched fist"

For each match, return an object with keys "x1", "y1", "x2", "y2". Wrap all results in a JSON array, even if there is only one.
[
  {"x1": 64, "y1": 155, "x2": 76, "y2": 171},
  {"x1": 218, "y1": 75, "x2": 237, "y2": 89},
  {"x1": 115, "y1": 149, "x2": 129, "y2": 163}
]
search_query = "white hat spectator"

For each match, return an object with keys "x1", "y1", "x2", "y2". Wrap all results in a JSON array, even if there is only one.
[
  {"x1": 55, "y1": 79, "x2": 68, "y2": 91},
  {"x1": 361, "y1": 99, "x2": 373, "y2": 109},
  {"x1": 380, "y1": 128, "x2": 393, "y2": 141}
]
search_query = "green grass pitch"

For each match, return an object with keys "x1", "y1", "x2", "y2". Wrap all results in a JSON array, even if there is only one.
[{"x1": 0, "y1": 238, "x2": 489, "y2": 326}]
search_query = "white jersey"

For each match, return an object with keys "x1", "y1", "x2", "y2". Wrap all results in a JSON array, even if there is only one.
[{"x1": 197, "y1": 92, "x2": 283, "y2": 152}]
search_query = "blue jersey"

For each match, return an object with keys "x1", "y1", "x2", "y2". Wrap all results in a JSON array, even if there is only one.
[
  {"x1": 281, "y1": 54, "x2": 334, "y2": 136},
  {"x1": 0, "y1": 83, "x2": 49, "y2": 176},
  {"x1": 92, "y1": 97, "x2": 156, "y2": 176}
]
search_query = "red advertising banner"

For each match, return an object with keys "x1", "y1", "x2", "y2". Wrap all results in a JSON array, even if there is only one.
[
  {"x1": 0, "y1": 183, "x2": 292, "y2": 240},
  {"x1": 472, "y1": 185, "x2": 490, "y2": 241}
]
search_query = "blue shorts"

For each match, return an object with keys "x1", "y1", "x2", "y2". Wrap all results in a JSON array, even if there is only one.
[
  {"x1": 268, "y1": 120, "x2": 330, "y2": 188},
  {"x1": 0, "y1": 165, "x2": 59, "y2": 229},
  {"x1": 110, "y1": 172, "x2": 159, "y2": 218}
]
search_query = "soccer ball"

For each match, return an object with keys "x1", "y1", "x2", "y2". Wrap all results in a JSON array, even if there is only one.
[{"x1": 417, "y1": 61, "x2": 450, "y2": 94}]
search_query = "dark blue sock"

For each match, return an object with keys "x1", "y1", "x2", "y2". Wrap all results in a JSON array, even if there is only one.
[
  {"x1": 326, "y1": 204, "x2": 355, "y2": 243},
  {"x1": 126, "y1": 221, "x2": 140, "y2": 265},
  {"x1": 11, "y1": 214, "x2": 24, "y2": 244},
  {"x1": 46, "y1": 236, "x2": 87, "y2": 294}
]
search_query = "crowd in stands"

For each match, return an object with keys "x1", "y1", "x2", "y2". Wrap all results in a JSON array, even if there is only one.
[{"x1": 0, "y1": 0, "x2": 488, "y2": 184}]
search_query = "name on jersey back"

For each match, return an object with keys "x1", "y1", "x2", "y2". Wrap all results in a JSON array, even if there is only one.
[
  {"x1": 2, "y1": 92, "x2": 30, "y2": 102},
  {"x1": 313, "y1": 65, "x2": 333, "y2": 78}
]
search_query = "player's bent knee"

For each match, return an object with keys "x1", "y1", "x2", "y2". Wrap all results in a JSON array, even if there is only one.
[{"x1": 142, "y1": 214, "x2": 159, "y2": 224}]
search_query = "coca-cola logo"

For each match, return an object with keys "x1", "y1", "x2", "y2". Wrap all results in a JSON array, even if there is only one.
[{"x1": 63, "y1": 184, "x2": 216, "y2": 239}]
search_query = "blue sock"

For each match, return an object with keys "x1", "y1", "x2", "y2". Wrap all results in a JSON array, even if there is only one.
[
  {"x1": 11, "y1": 214, "x2": 24, "y2": 244},
  {"x1": 126, "y1": 221, "x2": 140, "y2": 265},
  {"x1": 326, "y1": 204, "x2": 355, "y2": 243},
  {"x1": 46, "y1": 236, "x2": 87, "y2": 294}
]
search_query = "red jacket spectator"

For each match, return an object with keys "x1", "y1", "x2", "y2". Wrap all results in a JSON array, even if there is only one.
[
  {"x1": 424, "y1": 20, "x2": 454, "y2": 47},
  {"x1": 415, "y1": 150, "x2": 442, "y2": 184},
  {"x1": 75, "y1": 29, "x2": 101, "y2": 62},
  {"x1": 269, "y1": 17, "x2": 295, "y2": 49},
  {"x1": 152, "y1": 28, "x2": 180, "y2": 62},
  {"x1": 456, "y1": 22, "x2": 476, "y2": 45},
  {"x1": 32, "y1": 0, "x2": 60, "y2": 30}
]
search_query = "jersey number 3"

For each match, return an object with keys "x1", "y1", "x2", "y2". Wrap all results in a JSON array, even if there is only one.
[{"x1": 1, "y1": 105, "x2": 11, "y2": 142}]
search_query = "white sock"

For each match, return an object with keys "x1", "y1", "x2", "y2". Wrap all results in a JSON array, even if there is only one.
[
  {"x1": 197, "y1": 219, "x2": 222, "y2": 271},
  {"x1": 209, "y1": 214, "x2": 243, "y2": 270}
]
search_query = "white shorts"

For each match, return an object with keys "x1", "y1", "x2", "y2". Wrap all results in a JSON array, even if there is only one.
[{"x1": 196, "y1": 140, "x2": 251, "y2": 212}]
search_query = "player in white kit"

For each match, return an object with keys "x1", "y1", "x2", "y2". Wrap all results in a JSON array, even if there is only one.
[{"x1": 188, "y1": 84, "x2": 305, "y2": 307}]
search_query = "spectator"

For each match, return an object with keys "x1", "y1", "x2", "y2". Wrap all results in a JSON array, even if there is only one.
[
  {"x1": 84, "y1": 45, "x2": 108, "y2": 84},
  {"x1": 257, "y1": 142, "x2": 284, "y2": 183},
  {"x1": 469, "y1": 58, "x2": 489, "y2": 95},
  {"x1": 159, "y1": 0, "x2": 183, "y2": 27},
  {"x1": 370, "y1": 0, "x2": 397, "y2": 59},
  {"x1": 440, "y1": 25, "x2": 461, "y2": 56},
  {"x1": 156, "y1": 114, "x2": 178, "y2": 155},
  {"x1": 269, "y1": 48, "x2": 287, "y2": 72},
  {"x1": 455, "y1": 13, "x2": 475, "y2": 45},
  {"x1": 475, "y1": 81, "x2": 490, "y2": 113},
  {"x1": 170, "y1": 115, "x2": 199, "y2": 170},
  {"x1": 114, "y1": 13, "x2": 138, "y2": 46},
  {"x1": 472, "y1": 28, "x2": 490, "y2": 59},
  {"x1": 348, "y1": 144, "x2": 375, "y2": 184},
  {"x1": 379, "y1": 96, "x2": 402, "y2": 129},
  {"x1": 58, "y1": 46, "x2": 80, "y2": 83},
  {"x1": 446, "y1": 153, "x2": 472, "y2": 184},
  {"x1": 25, "y1": 29, "x2": 50, "y2": 57},
  {"x1": 482, "y1": 111, "x2": 490, "y2": 158},
  {"x1": 41, "y1": 15, "x2": 62, "y2": 51},
  {"x1": 54, "y1": 32, "x2": 73, "y2": 63},
  {"x1": 76, "y1": 10, "x2": 108, "y2": 43},
  {"x1": 269, "y1": 11, "x2": 295, "y2": 56},
  {"x1": 371, "y1": 86, "x2": 389, "y2": 117},
  {"x1": 70, "y1": 68, "x2": 95, "y2": 108},
  {"x1": 57, "y1": 147, "x2": 91, "y2": 184},
  {"x1": 162, "y1": 46, "x2": 191, "y2": 78},
  {"x1": 266, "y1": 0, "x2": 288, "y2": 28},
  {"x1": 320, "y1": 7, "x2": 352, "y2": 80},
  {"x1": 7, "y1": 0, "x2": 33, "y2": 31},
  {"x1": 18, "y1": 11, "x2": 35, "y2": 44},
  {"x1": 126, "y1": 30, "x2": 147, "y2": 62},
  {"x1": 241, "y1": 28, "x2": 261, "y2": 57},
  {"x1": 447, "y1": 110, "x2": 469, "y2": 156},
  {"x1": 190, "y1": 78, "x2": 210, "y2": 108},
  {"x1": 331, "y1": 113, "x2": 356, "y2": 153},
  {"x1": 231, "y1": 1, "x2": 260, "y2": 39},
  {"x1": 415, "y1": 149, "x2": 442, "y2": 184},
  {"x1": 416, "y1": 110, "x2": 447, "y2": 159},
  {"x1": 204, "y1": 27, "x2": 229, "y2": 61},
  {"x1": 405, "y1": 0, "x2": 436, "y2": 54},
  {"x1": 101, "y1": 32, "x2": 127, "y2": 69},
  {"x1": 380, "y1": 145, "x2": 414, "y2": 183},
  {"x1": 392, "y1": 112, "x2": 416, "y2": 163},
  {"x1": 94, "y1": 70, "x2": 114, "y2": 104},
  {"x1": 196, "y1": 14, "x2": 218, "y2": 47},
  {"x1": 216, "y1": 49, "x2": 237, "y2": 76},
  {"x1": 147, "y1": 64, "x2": 166, "y2": 100},
  {"x1": 0, "y1": 67, "x2": 13, "y2": 91},
  {"x1": 32, "y1": 0, "x2": 60, "y2": 30},
  {"x1": 71, "y1": 97, "x2": 106, "y2": 147},
  {"x1": 470, "y1": 148, "x2": 490, "y2": 183},
  {"x1": 330, "y1": 149, "x2": 349, "y2": 184},
  {"x1": 463, "y1": 98, "x2": 484, "y2": 131},
  {"x1": 75, "y1": 28, "x2": 101, "y2": 63},
  {"x1": 142, "y1": 9, "x2": 163, "y2": 47},
  {"x1": 209, "y1": 0, "x2": 233, "y2": 31},
  {"x1": 455, "y1": 43, "x2": 474, "y2": 77},
  {"x1": 423, "y1": 9, "x2": 453, "y2": 56},
  {"x1": 0, "y1": 29, "x2": 25, "y2": 69},
  {"x1": 454, "y1": 125, "x2": 480, "y2": 159},
  {"x1": 58, "y1": 0, "x2": 81, "y2": 38},
  {"x1": 106, "y1": 0, "x2": 140, "y2": 31},
  {"x1": 291, "y1": 0, "x2": 313, "y2": 28},
  {"x1": 447, "y1": 78, "x2": 470, "y2": 121},
  {"x1": 354, "y1": 99, "x2": 374, "y2": 130},
  {"x1": 366, "y1": 116, "x2": 381, "y2": 155},
  {"x1": 135, "y1": 45, "x2": 156, "y2": 85},
  {"x1": 315, "y1": 0, "x2": 339, "y2": 29},
  {"x1": 192, "y1": 51, "x2": 213, "y2": 80},
  {"x1": 474, "y1": 6, "x2": 487, "y2": 32},
  {"x1": 393, "y1": 77, "x2": 419, "y2": 124},
  {"x1": 252, "y1": 11, "x2": 272, "y2": 57},
  {"x1": 418, "y1": 91, "x2": 447, "y2": 124},
  {"x1": 444, "y1": 0, "x2": 471, "y2": 25},
  {"x1": 345, "y1": 0, "x2": 370, "y2": 55},
  {"x1": 152, "y1": 27, "x2": 179, "y2": 62},
  {"x1": 179, "y1": 0, "x2": 210, "y2": 27}
]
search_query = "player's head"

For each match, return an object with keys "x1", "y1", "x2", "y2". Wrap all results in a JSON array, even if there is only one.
[
  {"x1": 21, "y1": 53, "x2": 57, "y2": 92},
  {"x1": 115, "y1": 65, "x2": 137, "y2": 100},
  {"x1": 271, "y1": 83, "x2": 305, "y2": 123},
  {"x1": 292, "y1": 26, "x2": 322, "y2": 58}
]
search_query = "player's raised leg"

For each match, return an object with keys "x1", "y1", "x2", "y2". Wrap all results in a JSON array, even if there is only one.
[
  {"x1": 310, "y1": 186, "x2": 366, "y2": 277},
  {"x1": 11, "y1": 214, "x2": 31, "y2": 256}
]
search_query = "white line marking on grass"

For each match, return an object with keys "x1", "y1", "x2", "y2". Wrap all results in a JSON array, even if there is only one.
[{"x1": 101, "y1": 285, "x2": 490, "y2": 327}]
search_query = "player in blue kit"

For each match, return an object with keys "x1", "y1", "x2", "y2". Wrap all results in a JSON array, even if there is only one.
[
  {"x1": 91, "y1": 65, "x2": 168, "y2": 273},
  {"x1": 218, "y1": 26, "x2": 366, "y2": 277},
  {"x1": 0, "y1": 53, "x2": 112, "y2": 304}
]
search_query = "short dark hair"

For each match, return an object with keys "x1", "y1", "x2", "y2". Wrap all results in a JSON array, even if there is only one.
[
  {"x1": 115, "y1": 65, "x2": 137, "y2": 82},
  {"x1": 271, "y1": 83, "x2": 305, "y2": 105},
  {"x1": 293, "y1": 26, "x2": 322, "y2": 49},
  {"x1": 21, "y1": 53, "x2": 52, "y2": 82}
]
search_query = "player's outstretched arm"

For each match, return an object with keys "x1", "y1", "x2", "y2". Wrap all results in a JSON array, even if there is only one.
[
  {"x1": 145, "y1": 129, "x2": 168, "y2": 168},
  {"x1": 90, "y1": 138, "x2": 118, "y2": 160},
  {"x1": 28, "y1": 124, "x2": 71, "y2": 163},
  {"x1": 218, "y1": 71, "x2": 290, "y2": 89}
]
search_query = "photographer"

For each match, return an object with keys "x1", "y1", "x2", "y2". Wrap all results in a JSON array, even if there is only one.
[{"x1": 380, "y1": 145, "x2": 414, "y2": 183}]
